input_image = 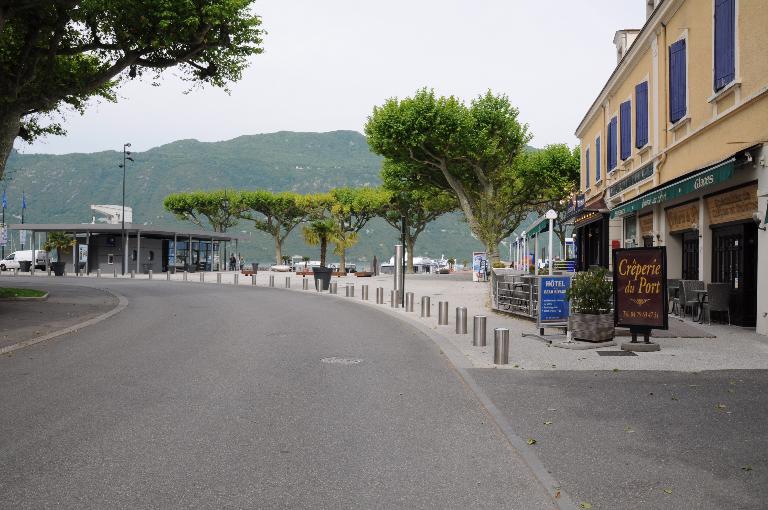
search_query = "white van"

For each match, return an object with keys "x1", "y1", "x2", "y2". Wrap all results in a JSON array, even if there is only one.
[{"x1": 0, "y1": 250, "x2": 50, "y2": 271}]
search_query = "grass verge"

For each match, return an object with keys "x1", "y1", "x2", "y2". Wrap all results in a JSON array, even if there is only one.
[{"x1": 0, "y1": 287, "x2": 47, "y2": 298}]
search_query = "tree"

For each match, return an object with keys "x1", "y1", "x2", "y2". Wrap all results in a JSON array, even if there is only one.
[
  {"x1": 0, "y1": 1, "x2": 264, "y2": 179},
  {"x1": 521, "y1": 144, "x2": 580, "y2": 253},
  {"x1": 43, "y1": 230, "x2": 75, "y2": 262},
  {"x1": 380, "y1": 160, "x2": 458, "y2": 272},
  {"x1": 327, "y1": 187, "x2": 389, "y2": 274},
  {"x1": 301, "y1": 219, "x2": 338, "y2": 268},
  {"x1": 365, "y1": 88, "x2": 540, "y2": 262},
  {"x1": 163, "y1": 190, "x2": 245, "y2": 232},
  {"x1": 239, "y1": 190, "x2": 313, "y2": 264}
]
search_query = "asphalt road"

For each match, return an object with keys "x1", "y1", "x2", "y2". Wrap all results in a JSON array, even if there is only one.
[
  {"x1": 471, "y1": 369, "x2": 768, "y2": 510},
  {"x1": 0, "y1": 279, "x2": 557, "y2": 509}
]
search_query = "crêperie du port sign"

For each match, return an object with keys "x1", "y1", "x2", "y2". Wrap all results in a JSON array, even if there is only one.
[{"x1": 612, "y1": 247, "x2": 668, "y2": 331}]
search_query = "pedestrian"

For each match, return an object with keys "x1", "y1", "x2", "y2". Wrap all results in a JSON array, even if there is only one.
[
  {"x1": 229, "y1": 254, "x2": 236, "y2": 271},
  {"x1": 239, "y1": 254, "x2": 244, "y2": 271}
]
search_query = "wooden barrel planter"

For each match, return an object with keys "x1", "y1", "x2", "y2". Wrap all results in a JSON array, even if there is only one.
[{"x1": 568, "y1": 312, "x2": 615, "y2": 342}]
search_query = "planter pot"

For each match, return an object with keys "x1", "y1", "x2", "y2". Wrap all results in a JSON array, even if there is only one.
[
  {"x1": 51, "y1": 261, "x2": 66, "y2": 276},
  {"x1": 355, "y1": 271, "x2": 372, "y2": 277},
  {"x1": 19, "y1": 261, "x2": 32, "y2": 272},
  {"x1": 568, "y1": 312, "x2": 615, "y2": 342},
  {"x1": 312, "y1": 266, "x2": 333, "y2": 291}
]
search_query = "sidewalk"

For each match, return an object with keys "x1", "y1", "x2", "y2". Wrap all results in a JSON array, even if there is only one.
[{"x1": 14, "y1": 269, "x2": 768, "y2": 371}]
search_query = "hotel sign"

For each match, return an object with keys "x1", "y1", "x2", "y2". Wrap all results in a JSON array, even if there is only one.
[
  {"x1": 610, "y1": 158, "x2": 734, "y2": 218},
  {"x1": 608, "y1": 163, "x2": 654, "y2": 197},
  {"x1": 612, "y1": 247, "x2": 668, "y2": 330}
]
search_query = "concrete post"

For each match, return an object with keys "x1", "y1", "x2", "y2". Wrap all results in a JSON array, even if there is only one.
[
  {"x1": 494, "y1": 328, "x2": 510, "y2": 364},
  {"x1": 473, "y1": 316, "x2": 487, "y2": 346},
  {"x1": 455, "y1": 307, "x2": 467, "y2": 334},
  {"x1": 420, "y1": 296, "x2": 430, "y2": 317}
]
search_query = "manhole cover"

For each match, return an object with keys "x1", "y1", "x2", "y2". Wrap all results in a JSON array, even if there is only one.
[
  {"x1": 597, "y1": 351, "x2": 637, "y2": 356},
  {"x1": 321, "y1": 357, "x2": 363, "y2": 365}
]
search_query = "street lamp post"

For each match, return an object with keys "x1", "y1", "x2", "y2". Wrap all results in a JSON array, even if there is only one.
[
  {"x1": 545, "y1": 209, "x2": 558, "y2": 275},
  {"x1": 118, "y1": 143, "x2": 134, "y2": 275}
]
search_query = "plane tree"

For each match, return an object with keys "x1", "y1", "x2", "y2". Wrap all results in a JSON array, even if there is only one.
[
  {"x1": 0, "y1": 0, "x2": 265, "y2": 179},
  {"x1": 365, "y1": 88, "x2": 542, "y2": 263},
  {"x1": 163, "y1": 190, "x2": 246, "y2": 232}
]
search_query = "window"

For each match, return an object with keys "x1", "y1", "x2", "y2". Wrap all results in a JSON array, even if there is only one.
[
  {"x1": 714, "y1": 0, "x2": 735, "y2": 91},
  {"x1": 607, "y1": 117, "x2": 618, "y2": 171},
  {"x1": 585, "y1": 147, "x2": 590, "y2": 188},
  {"x1": 620, "y1": 100, "x2": 631, "y2": 160},
  {"x1": 669, "y1": 38, "x2": 687, "y2": 123},
  {"x1": 635, "y1": 82, "x2": 649, "y2": 148},
  {"x1": 131, "y1": 249, "x2": 137, "y2": 261},
  {"x1": 148, "y1": 250, "x2": 155, "y2": 261},
  {"x1": 595, "y1": 136, "x2": 601, "y2": 182},
  {"x1": 107, "y1": 254, "x2": 114, "y2": 265}
]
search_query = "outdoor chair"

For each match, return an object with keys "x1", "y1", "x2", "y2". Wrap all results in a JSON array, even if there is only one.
[
  {"x1": 702, "y1": 283, "x2": 731, "y2": 325},
  {"x1": 681, "y1": 280, "x2": 704, "y2": 319},
  {"x1": 667, "y1": 278, "x2": 681, "y2": 314}
]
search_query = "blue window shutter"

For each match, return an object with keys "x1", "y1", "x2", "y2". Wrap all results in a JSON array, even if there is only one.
[
  {"x1": 714, "y1": 0, "x2": 735, "y2": 91},
  {"x1": 608, "y1": 117, "x2": 617, "y2": 171},
  {"x1": 620, "y1": 100, "x2": 631, "y2": 160},
  {"x1": 595, "y1": 137, "x2": 601, "y2": 182},
  {"x1": 635, "y1": 82, "x2": 649, "y2": 148},
  {"x1": 669, "y1": 39, "x2": 687, "y2": 123},
  {"x1": 585, "y1": 147, "x2": 590, "y2": 187}
]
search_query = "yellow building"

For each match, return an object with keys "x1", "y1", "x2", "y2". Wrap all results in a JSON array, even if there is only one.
[{"x1": 573, "y1": 0, "x2": 768, "y2": 333}]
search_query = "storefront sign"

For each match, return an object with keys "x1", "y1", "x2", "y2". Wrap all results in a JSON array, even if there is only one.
[
  {"x1": 612, "y1": 247, "x2": 668, "y2": 330},
  {"x1": 610, "y1": 158, "x2": 735, "y2": 218},
  {"x1": 706, "y1": 183, "x2": 758, "y2": 225},
  {"x1": 639, "y1": 214, "x2": 654, "y2": 237},
  {"x1": 537, "y1": 275, "x2": 571, "y2": 327},
  {"x1": 666, "y1": 202, "x2": 699, "y2": 232},
  {"x1": 609, "y1": 163, "x2": 654, "y2": 197},
  {"x1": 78, "y1": 244, "x2": 89, "y2": 264}
]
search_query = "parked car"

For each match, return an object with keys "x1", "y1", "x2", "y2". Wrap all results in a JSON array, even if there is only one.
[{"x1": 0, "y1": 250, "x2": 50, "y2": 271}]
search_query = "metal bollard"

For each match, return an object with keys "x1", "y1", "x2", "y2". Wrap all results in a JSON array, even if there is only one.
[
  {"x1": 199, "y1": 272, "x2": 204, "y2": 283},
  {"x1": 455, "y1": 307, "x2": 467, "y2": 334},
  {"x1": 269, "y1": 275, "x2": 275, "y2": 287},
  {"x1": 390, "y1": 290, "x2": 396, "y2": 307},
  {"x1": 97, "y1": 269, "x2": 101, "y2": 278},
  {"x1": 361, "y1": 285, "x2": 369, "y2": 300},
  {"x1": 493, "y1": 328, "x2": 510, "y2": 365},
  {"x1": 285, "y1": 276, "x2": 291, "y2": 288},
  {"x1": 376, "y1": 287, "x2": 384, "y2": 304},
  {"x1": 167, "y1": 271, "x2": 171, "y2": 281},
  {"x1": 251, "y1": 274, "x2": 257, "y2": 285},
  {"x1": 302, "y1": 279, "x2": 309, "y2": 290},
  {"x1": 421, "y1": 296, "x2": 431, "y2": 317},
  {"x1": 405, "y1": 292, "x2": 415, "y2": 312},
  {"x1": 12, "y1": 268, "x2": 17, "y2": 277},
  {"x1": 148, "y1": 270, "x2": 153, "y2": 280},
  {"x1": 330, "y1": 282, "x2": 338, "y2": 294},
  {"x1": 473, "y1": 315, "x2": 487, "y2": 346},
  {"x1": 345, "y1": 284, "x2": 354, "y2": 297},
  {"x1": 130, "y1": 270, "x2": 135, "y2": 279},
  {"x1": 234, "y1": 273, "x2": 239, "y2": 285},
  {"x1": 48, "y1": 268, "x2": 52, "y2": 277},
  {"x1": 113, "y1": 266, "x2": 117, "y2": 278},
  {"x1": 183, "y1": 271, "x2": 188, "y2": 281},
  {"x1": 438, "y1": 301, "x2": 449, "y2": 325},
  {"x1": 217, "y1": 273, "x2": 222, "y2": 284}
]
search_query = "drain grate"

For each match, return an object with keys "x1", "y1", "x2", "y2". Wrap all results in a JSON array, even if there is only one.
[
  {"x1": 597, "y1": 351, "x2": 637, "y2": 356},
  {"x1": 321, "y1": 357, "x2": 363, "y2": 365}
]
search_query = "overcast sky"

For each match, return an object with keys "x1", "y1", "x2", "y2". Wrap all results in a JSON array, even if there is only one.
[{"x1": 19, "y1": 0, "x2": 644, "y2": 155}]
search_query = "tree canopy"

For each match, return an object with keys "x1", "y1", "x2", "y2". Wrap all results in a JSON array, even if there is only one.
[
  {"x1": 163, "y1": 190, "x2": 246, "y2": 232},
  {"x1": 365, "y1": 88, "x2": 541, "y2": 261},
  {"x1": 327, "y1": 187, "x2": 390, "y2": 273},
  {"x1": 0, "y1": 0, "x2": 264, "y2": 178}
]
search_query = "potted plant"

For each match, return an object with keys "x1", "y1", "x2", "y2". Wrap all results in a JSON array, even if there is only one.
[
  {"x1": 565, "y1": 267, "x2": 614, "y2": 342},
  {"x1": 43, "y1": 231, "x2": 75, "y2": 276},
  {"x1": 302, "y1": 219, "x2": 337, "y2": 290}
]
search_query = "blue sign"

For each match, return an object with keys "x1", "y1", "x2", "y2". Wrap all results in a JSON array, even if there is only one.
[{"x1": 538, "y1": 276, "x2": 571, "y2": 323}]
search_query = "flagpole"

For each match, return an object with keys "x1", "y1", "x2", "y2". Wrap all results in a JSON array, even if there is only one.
[
  {"x1": 1, "y1": 188, "x2": 5, "y2": 259},
  {"x1": 21, "y1": 190, "x2": 25, "y2": 250}
]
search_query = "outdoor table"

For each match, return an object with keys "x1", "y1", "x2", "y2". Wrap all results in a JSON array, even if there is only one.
[{"x1": 692, "y1": 289, "x2": 708, "y2": 323}]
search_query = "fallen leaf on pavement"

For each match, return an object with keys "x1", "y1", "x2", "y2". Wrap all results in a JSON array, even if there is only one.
[
  {"x1": 663, "y1": 488, "x2": 673, "y2": 494},
  {"x1": 579, "y1": 503, "x2": 592, "y2": 509},
  {"x1": 544, "y1": 421, "x2": 553, "y2": 426},
  {"x1": 742, "y1": 465, "x2": 753, "y2": 471},
  {"x1": 526, "y1": 438, "x2": 537, "y2": 445}
]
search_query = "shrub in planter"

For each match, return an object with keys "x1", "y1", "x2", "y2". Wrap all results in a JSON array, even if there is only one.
[
  {"x1": 43, "y1": 232, "x2": 76, "y2": 277},
  {"x1": 565, "y1": 267, "x2": 614, "y2": 342}
]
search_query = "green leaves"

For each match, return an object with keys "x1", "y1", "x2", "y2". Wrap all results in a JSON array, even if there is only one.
[
  {"x1": 566, "y1": 267, "x2": 613, "y2": 314},
  {"x1": 163, "y1": 190, "x2": 246, "y2": 232}
]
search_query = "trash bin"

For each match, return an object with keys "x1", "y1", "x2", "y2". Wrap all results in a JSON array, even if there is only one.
[
  {"x1": 312, "y1": 266, "x2": 332, "y2": 291},
  {"x1": 251, "y1": 262, "x2": 259, "y2": 274},
  {"x1": 19, "y1": 261, "x2": 32, "y2": 272}
]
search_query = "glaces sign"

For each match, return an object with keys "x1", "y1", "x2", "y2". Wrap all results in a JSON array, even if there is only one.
[{"x1": 612, "y1": 247, "x2": 668, "y2": 330}]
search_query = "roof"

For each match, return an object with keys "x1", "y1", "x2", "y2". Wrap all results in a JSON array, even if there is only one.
[{"x1": 7, "y1": 223, "x2": 246, "y2": 241}]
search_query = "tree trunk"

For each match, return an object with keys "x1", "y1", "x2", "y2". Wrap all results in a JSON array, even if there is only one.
[
  {"x1": 320, "y1": 238, "x2": 327, "y2": 267},
  {"x1": 274, "y1": 236, "x2": 283, "y2": 265},
  {"x1": 339, "y1": 248, "x2": 346, "y2": 275},
  {"x1": 0, "y1": 109, "x2": 22, "y2": 180},
  {"x1": 406, "y1": 236, "x2": 415, "y2": 273}
]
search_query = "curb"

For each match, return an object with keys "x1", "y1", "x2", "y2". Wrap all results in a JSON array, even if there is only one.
[{"x1": 0, "y1": 288, "x2": 128, "y2": 356}]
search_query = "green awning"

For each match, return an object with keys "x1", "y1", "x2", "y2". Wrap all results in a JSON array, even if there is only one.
[
  {"x1": 610, "y1": 158, "x2": 735, "y2": 219},
  {"x1": 527, "y1": 216, "x2": 549, "y2": 236}
]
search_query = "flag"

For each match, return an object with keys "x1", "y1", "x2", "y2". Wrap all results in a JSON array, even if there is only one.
[
  {"x1": 1, "y1": 189, "x2": 6, "y2": 209},
  {"x1": 22, "y1": 191, "x2": 26, "y2": 210}
]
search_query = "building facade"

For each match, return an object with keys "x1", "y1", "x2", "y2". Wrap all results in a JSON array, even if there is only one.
[{"x1": 574, "y1": 0, "x2": 768, "y2": 333}]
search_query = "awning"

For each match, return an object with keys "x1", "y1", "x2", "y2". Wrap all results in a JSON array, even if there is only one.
[
  {"x1": 610, "y1": 157, "x2": 735, "y2": 219},
  {"x1": 527, "y1": 216, "x2": 549, "y2": 236}
]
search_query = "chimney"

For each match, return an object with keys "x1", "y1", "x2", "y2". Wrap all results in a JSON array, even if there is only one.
[
  {"x1": 646, "y1": 0, "x2": 659, "y2": 19},
  {"x1": 613, "y1": 29, "x2": 641, "y2": 65}
]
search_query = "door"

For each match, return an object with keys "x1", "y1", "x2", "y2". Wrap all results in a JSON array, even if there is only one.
[
  {"x1": 712, "y1": 223, "x2": 757, "y2": 326},
  {"x1": 682, "y1": 232, "x2": 699, "y2": 280}
]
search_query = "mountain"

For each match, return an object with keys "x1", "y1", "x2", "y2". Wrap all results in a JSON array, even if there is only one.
[{"x1": 4, "y1": 131, "x2": 484, "y2": 265}]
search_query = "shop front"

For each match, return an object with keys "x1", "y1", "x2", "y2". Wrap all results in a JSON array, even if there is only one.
[{"x1": 573, "y1": 197, "x2": 609, "y2": 271}]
